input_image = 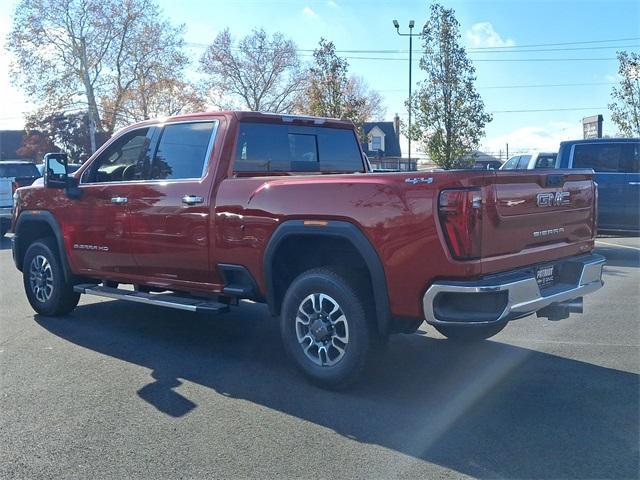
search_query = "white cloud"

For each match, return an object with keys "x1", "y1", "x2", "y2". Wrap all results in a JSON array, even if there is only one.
[
  {"x1": 327, "y1": 0, "x2": 338, "y2": 7},
  {"x1": 466, "y1": 22, "x2": 515, "y2": 48},
  {"x1": 302, "y1": 6, "x2": 318, "y2": 18},
  {"x1": 482, "y1": 121, "x2": 583, "y2": 155}
]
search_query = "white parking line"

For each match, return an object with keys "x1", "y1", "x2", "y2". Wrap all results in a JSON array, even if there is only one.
[{"x1": 596, "y1": 240, "x2": 640, "y2": 251}]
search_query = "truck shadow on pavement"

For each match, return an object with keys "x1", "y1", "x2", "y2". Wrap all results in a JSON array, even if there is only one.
[{"x1": 35, "y1": 301, "x2": 639, "y2": 479}]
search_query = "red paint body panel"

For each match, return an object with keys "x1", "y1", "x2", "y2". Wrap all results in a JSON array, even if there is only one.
[{"x1": 13, "y1": 111, "x2": 597, "y2": 320}]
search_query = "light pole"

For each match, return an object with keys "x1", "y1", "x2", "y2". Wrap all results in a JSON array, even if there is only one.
[{"x1": 393, "y1": 19, "x2": 419, "y2": 162}]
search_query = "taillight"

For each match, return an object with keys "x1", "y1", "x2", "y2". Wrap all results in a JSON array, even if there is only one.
[{"x1": 438, "y1": 188, "x2": 483, "y2": 259}]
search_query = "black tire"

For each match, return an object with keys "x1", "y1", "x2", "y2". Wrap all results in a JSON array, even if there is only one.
[
  {"x1": 23, "y1": 238, "x2": 80, "y2": 316},
  {"x1": 433, "y1": 322, "x2": 507, "y2": 342},
  {"x1": 280, "y1": 267, "x2": 376, "y2": 389}
]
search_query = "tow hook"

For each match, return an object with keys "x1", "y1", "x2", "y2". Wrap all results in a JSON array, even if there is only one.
[{"x1": 537, "y1": 297, "x2": 584, "y2": 321}]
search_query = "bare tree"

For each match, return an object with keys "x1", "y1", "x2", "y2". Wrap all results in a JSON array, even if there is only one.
[
  {"x1": 7, "y1": 0, "x2": 200, "y2": 149},
  {"x1": 200, "y1": 28, "x2": 304, "y2": 113}
]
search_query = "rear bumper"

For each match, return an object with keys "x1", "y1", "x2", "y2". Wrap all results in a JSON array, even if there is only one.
[{"x1": 423, "y1": 253, "x2": 605, "y2": 326}]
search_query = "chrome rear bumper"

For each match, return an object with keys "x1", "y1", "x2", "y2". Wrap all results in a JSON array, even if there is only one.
[{"x1": 423, "y1": 253, "x2": 605, "y2": 326}]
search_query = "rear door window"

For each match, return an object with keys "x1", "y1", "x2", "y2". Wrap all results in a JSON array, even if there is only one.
[
  {"x1": 234, "y1": 122, "x2": 364, "y2": 174},
  {"x1": 516, "y1": 155, "x2": 532, "y2": 169},
  {"x1": 573, "y1": 143, "x2": 630, "y2": 172},
  {"x1": 151, "y1": 121, "x2": 217, "y2": 180}
]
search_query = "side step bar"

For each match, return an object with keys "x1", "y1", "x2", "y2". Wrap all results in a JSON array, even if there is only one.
[{"x1": 74, "y1": 284, "x2": 230, "y2": 314}]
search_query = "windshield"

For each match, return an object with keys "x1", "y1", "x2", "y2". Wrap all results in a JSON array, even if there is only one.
[{"x1": 0, "y1": 163, "x2": 40, "y2": 178}]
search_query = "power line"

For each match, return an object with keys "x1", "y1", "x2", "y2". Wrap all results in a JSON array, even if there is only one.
[
  {"x1": 186, "y1": 36, "x2": 640, "y2": 52},
  {"x1": 308, "y1": 55, "x2": 617, "y2": 62},
  {"x1": 491, "y1": 107, "x2": 607, "y2": 113},
  {"x1": 379, "y1": 81, "x2": 616, "y2": 92}
]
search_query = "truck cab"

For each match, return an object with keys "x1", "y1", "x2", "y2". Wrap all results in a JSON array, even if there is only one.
[{"x1": 557, "y1": 138, "x2": 640, "y2": 233}]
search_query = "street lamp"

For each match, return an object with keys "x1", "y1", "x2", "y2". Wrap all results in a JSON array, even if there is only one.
[{"x1": 393, "y1": 19, "x2": 419, "y2": 162}]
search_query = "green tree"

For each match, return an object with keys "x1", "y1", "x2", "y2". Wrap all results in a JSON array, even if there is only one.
[
  {"x1": 298, "y1": 39, "x2": 384, "y2": 131},
  {"x1": 18, "y1": 111, "x2": 108, "y2": 163},
  {"x1": 609, "y1": 51, "x2": 640, "y2": 137},
  {"x1": 409, "y1": 4, "x2": 492, "y2": 169}
]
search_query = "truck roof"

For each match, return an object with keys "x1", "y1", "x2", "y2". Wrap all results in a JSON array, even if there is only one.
[
  {"x1": 124, "y1": 111, "x2": 356, "y2": 131},
  {"x1": 560, "y1": 138, "x2": 639, "y2": 146}
]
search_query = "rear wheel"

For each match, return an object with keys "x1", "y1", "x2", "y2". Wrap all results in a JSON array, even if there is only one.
[
  {"x1": 23, "y1": 238, "x2": 80, "y2": 316},
  {"x1": 280, "y1": 268, "x2": 376, "y2": 389},
  {"x1": 433, "y1": 322, "x2": 507, "y2": 341}
]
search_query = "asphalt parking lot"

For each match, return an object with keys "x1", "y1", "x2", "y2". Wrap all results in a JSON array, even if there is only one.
[{"x1": 1, "y1": 235, "x2": 638, "y2": 479}]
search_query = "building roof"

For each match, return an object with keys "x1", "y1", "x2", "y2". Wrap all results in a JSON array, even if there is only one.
[{"x1": 361, "y1": 121, "x2": 402, "y2": 157}]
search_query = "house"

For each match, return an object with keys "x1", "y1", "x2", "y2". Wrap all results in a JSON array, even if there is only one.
[
  {"x1": 361, "y1": 115, "x2": 402, "y2": 159},
  {"x1": 362, "y1": 115, "x2": 417, "y2": 171},
  {"x1": 0, "y1": 130, "x2": 27, "y2": 161}
]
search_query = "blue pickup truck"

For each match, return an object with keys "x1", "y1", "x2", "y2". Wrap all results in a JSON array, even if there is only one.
[{"x1": 557, "y1": 138, "x2": 639, "y2": 233}]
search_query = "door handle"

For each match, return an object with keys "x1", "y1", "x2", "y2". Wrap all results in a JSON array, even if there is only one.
[
  {"x1": 111, "y1": 196, "x2": 128, "y2": 204},
  {"x1": 182, "y1": 195, "x2": 204, "y2": 205},
  {"x1": 629, "y1": 182, "x2": 640, "y2": 185}
]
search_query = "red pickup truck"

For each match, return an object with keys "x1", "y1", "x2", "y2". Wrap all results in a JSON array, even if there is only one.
[{"x1": 11, "y1": 111, "x2": 605, "y2": 388}]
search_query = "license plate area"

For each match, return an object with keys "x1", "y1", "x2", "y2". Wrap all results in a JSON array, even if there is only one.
[{"x1": 535, "y1": 264, "x2": 556, "y2": 290}]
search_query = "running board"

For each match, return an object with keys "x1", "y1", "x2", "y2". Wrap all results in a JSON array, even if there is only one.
[{"x1": 73, "y1": 284, "x2": 230, "y2": 314}]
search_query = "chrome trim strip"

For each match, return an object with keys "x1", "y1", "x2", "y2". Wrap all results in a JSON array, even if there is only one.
[
  {"x1": 75, "y1": 285, "x2": 198, "y2": 312},
  {"x1": 422, "y1": 255, "x2": 605, "y2": 326}
]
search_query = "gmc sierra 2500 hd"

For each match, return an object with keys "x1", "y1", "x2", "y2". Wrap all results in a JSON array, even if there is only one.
[{"x1": 11, "y1": 111, "x2": 605, "y2": 388}]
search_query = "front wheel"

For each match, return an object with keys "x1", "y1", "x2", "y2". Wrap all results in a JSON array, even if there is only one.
[
  {"x1": 23, "y1": 238, "x2": 80, "y2": 316},
  {"x1": 433, "y1": 322, "x2": 507, "y2": 342},
  {"x1": 280, "y1": 268, "x2": 375, "y2": 389}
]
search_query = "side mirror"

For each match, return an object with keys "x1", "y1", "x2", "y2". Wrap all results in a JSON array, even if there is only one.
[{"x1": 44, "y1": 152, "x2": 68, "y2": 189}]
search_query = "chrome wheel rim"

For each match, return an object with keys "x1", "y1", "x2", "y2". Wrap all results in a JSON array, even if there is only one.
[
  {"x1": 29, "y1": 255, "x2": 54, "y2": 303},
  {"x1": 295, "y1": 293, "x2": 349, "y2": 367}
]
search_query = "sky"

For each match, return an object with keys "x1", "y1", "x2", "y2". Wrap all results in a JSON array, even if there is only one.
[{"x1": 0, "y1": 0, "x2": 639, "y2": 158}]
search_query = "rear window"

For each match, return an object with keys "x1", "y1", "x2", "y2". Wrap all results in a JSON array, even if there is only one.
[
  {"x1": 234, "y1": 123, "x2": 364, "y2": 174},
  {"x1": 0, "y1": 163, "x2": 40, "y2": 178},
  {"x1": 573, "y1": 142, "x2": 640, "y2": 173},
  {"x1": 534, "y1": 153, "x2": 557, "y2": 169}
]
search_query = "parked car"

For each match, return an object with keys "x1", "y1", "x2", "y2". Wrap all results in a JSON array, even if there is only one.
[
  {"x1": 0, "y1": 160, "x2": 41, "y2": 187},
  {"x1": 0, "y1": 177, "x2": 13, "y2": 237},
  {"x1": 0, "y1": 160, "x2": 41, "y2": 237},
  {"x1": 11, "y1": 111, "x2": 604, "y2": 388},
  {"x1": 557, "y1": 138, "x2": 639, "y2": 233},
  {"x1": 500, "y1": 152, "x2": 558, "y2": 170}
]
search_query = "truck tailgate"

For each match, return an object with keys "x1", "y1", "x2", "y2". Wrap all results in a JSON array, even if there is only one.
[
  {"x1": 481, "y1": 169, "x2": 595, "y2": 270},
  {"x1": 0, "y1": 178, "x2": 13, "y2": 208}
]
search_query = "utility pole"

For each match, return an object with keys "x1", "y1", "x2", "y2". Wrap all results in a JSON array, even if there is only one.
[
  {"x1": 506, "y1": 143, "x2": 509, "y2": 160},
  {"x1": 393, "y1": 19, "x2": 419, "y2": 162}
]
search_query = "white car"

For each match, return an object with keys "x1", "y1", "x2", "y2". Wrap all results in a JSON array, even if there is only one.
[{"x1": 500, "y1": 152, "x2": 557, "y2": 170}]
